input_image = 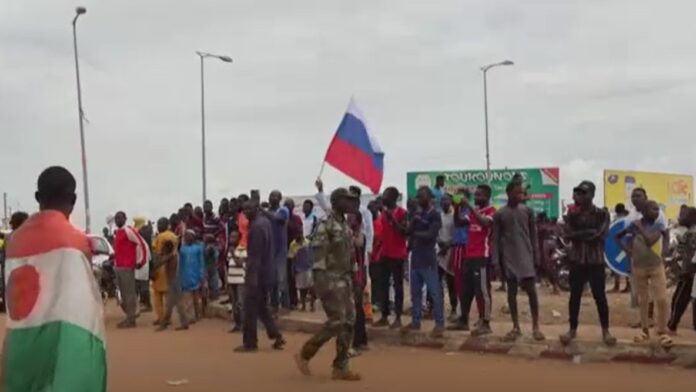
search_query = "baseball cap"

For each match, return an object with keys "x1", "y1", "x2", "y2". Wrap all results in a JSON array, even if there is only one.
[
  {"x1": 330, "y1": 187, "x2": 359, "y2": 205},
  {"x1": 573, "y1": 180, "x2": 596, "y2": 195}
]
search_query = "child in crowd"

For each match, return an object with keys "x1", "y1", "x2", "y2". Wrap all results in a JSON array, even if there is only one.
[
  {"x1": 227, "y1": 231, "x2": 246, "y2": 333},
  {"x1": 617, "y1": 200, "x2": 672, "y2": 347},
  {"x1": 451, "y1": 188, "x2": 471, "y2": 315},
  {"x1": 289, "y1": 234, "x2": 315, "y2": 312},
  {"x1": 349, "y1": 212, "x2": 369, "y2": 352},
  {"x1": 204, "y1": 234, "x2": 220, "y2": 302},
  {"x1": 179, "y1": 230, "x2": 206, "y2": 322}
]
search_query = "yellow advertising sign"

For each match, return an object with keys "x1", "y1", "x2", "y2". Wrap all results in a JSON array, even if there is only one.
[{"x1": 604, "y1": 170, "x2": 693, "y2": 220}]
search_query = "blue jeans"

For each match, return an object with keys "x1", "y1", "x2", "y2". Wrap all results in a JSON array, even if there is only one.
[
  {"x1": 272, "y1": 258, "x2": 290, "y2": 309},
  {"x1": 410, "y1": 266, "x2": 444, "y2": 328}
]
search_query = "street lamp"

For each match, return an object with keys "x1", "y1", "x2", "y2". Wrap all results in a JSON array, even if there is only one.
[
  {"x1": 481, "y1": 59, "x2": 514, "y2": 182},
  {"x1": 196, "y1": 51, "x2": 232, "y2": 205},
  {"x1": 72, "y1": 6, "x2": 91, "y2": 233}
]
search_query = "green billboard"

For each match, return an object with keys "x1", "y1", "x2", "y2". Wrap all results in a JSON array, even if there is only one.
[{"x1": 406, "y1": 167, "x2": 560, "y2": 218}]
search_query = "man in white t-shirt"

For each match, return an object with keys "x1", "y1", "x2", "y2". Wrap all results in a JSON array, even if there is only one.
[
  {"x1": 625, "y1": 188, "x2": 670, "y2": 255},
  {"x1": 625, "y1": 187, "x2": 670, "y2": 318}
]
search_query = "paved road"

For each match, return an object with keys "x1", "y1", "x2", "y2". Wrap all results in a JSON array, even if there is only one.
[{"x1": 1, "y1": 306, "x2": 693, "y2": 391}]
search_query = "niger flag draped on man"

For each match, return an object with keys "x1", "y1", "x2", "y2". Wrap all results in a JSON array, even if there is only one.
[
  {"x1": 2, "y1": 166, "x2": 107, "y2": 392},
  {"x1": 322, "y1": 98, "x2": 384, "y2": 193}
]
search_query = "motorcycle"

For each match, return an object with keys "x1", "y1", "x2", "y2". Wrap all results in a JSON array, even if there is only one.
[
  {"x1": 550, "y1": 235, "x2": 571, "y2": 292},
  {"x1": 88, "y1": 234, "x2": 121, "y2": 306},
  {"x1": 93, "y1": 257, "x2": 121, "y2": 305}
]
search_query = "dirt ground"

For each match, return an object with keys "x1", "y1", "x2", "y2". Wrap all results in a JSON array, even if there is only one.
[
  {"x1": 441, "y1": 282, "x2": 695, "y2": 328},
  {"x1": 2, "y1": 304, "x2": 694, "y2": 392}
]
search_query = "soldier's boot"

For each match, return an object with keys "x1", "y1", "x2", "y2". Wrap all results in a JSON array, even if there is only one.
[
  {"x1": 332, "y1": 368, "x2": 362, "y2": 381},
  {"x1": 294, "y1": 353, "x2": 311, "y2": 376}
]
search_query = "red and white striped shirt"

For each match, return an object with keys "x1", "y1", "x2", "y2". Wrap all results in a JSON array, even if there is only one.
[
  {"x1": 114, "y1": 226, "x2": 149, "y2": 269},
  {"x1": 465, "y1": 206, "x2": 496, "y2": 259}
]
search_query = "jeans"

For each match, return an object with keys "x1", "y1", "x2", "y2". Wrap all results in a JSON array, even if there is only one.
[
  {"x1": 273, "y1": 259, "x2": 290, "y2": 309},
  {"x1": 568, "y1": 264, "x2": 609, "y2": 330},
  {"x1": 438, "y1": 266, "x2": 458, "y2": 313},
  {"x1": 410, "y1": 266, "x2": 444, "y2": 328}
]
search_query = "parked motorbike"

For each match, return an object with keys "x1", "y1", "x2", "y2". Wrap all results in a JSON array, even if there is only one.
[
  {"x1": 88, "y1": 234, "x2": 121, "y2": 306},
  {"x1": 550, "y1": 235, "x2": 571, "y2": 292},
  {"x1": 93, "y1": 256, "x2": 121, "y2": 305}
]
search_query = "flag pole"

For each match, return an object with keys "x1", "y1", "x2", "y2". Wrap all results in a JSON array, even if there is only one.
[{"x1": 317, "y1": 160, "x2": 326, "y2": 180}]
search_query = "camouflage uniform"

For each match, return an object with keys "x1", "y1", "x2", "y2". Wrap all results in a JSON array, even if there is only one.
[{"x1": 300, "y1": 212, "x2": 355, "y2": 370}]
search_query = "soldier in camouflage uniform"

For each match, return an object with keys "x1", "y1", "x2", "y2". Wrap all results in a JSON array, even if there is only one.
[
  {"x1": 668, "y1": 207, "x2": 696, "y2": 332},
  {"x1": 294, "y1": 188, "x2": 361, "y2": 381}
]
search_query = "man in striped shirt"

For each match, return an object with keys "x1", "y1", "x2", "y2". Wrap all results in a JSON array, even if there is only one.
[{"x1": 449, "y1": 185, "x2": 495, "y2": 335}]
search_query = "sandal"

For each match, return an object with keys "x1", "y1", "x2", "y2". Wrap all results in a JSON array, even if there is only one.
[
  {"x1": 559, "y1": 331, "x2": 576, "y2": 346},
  {"x1": 658, "y1": 334, "x2": 673, "y2": 349},
  {"x1": 603, "y1": 332, "x2": 617, "y2": 347},
  {"x1": 502, "y1": 329, "x2": 521, "y2": 342},
  {"x1": 634, "y1": 330, "x2": 649, "y2": 343},
  {"x1": 532, "y1": 330, "x2": 546, "y2": 342}
]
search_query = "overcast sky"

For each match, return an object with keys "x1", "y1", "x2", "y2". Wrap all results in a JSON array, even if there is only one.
[{"x1": 2, "y1": 0, "x2": 695, "y2": 229}]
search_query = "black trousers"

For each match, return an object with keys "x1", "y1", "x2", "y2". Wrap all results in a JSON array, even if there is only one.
[
  {"x1": 353, "y1": 279, "x2": 368, "y2": 348},
  {"x1": 460, "y1": 259, "x2": 491, "y2": 324},
  {"x1": 243, "y1": 284, "x2": 281, "y2": 348},
  {"x1": 438, "y1": 267, "x2": 458, "y2": 312},
  {"x1": 668, "y1": 274, "x2": 696, "y2": 331},
  {"x1": 287, "y1": 259, "x2": 298, "y2": 308},
  {"x1": 568, "y1": 264, "x2": 609, "y2": 330},
  {"x1": 376, "y1": 258, "x2": 404, "y2": 318}
]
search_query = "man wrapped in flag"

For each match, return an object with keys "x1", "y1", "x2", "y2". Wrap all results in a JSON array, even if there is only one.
[{"x1": 1, "y1": 166, "x2": 107, "y2": 392}]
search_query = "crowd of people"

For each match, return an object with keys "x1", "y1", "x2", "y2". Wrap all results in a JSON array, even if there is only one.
[
  {"x1": 6, "y1": 166, "x2": 696, "y2": 383},
  {"x1": 93, "y1": 171, "x2": 696, "y2": 381}
]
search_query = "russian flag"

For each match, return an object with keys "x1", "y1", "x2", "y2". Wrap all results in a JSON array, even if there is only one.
[{"x1": 323, "y1": 99, "x2": 384, "y2": 194}]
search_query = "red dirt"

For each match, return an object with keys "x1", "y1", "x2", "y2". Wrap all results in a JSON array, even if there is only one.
[{"x1": 1, "y1": 304, "x2": 694, "y2": 391}]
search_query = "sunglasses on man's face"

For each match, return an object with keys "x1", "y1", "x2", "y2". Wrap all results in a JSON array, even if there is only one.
[{"x1": 573, "y1": 188, "x2": 588, "y2": 195}]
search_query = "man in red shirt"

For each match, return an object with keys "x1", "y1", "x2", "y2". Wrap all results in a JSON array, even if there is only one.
[
  {"x1": 113, "y1": 211, "x2": 150, "y2": 328},
  {"x1": 373, "y1": 187, "x2": 408, "y2": 329},
  {"x1": 451, "y1": 185, "x2": 496, "y2": 336}
]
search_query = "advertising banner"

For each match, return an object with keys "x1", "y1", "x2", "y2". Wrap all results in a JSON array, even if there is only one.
[
  {"x1": 603, "y1": 170, "x2": 693, "y2": 220},
  {"x1": 406, "y1": 168, "x2": 560, "y2": 218}
]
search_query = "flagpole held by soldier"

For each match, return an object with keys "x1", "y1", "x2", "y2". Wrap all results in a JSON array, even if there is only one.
[{"x1": 294, "y1": 187, "x2": 362, "y2": 381}]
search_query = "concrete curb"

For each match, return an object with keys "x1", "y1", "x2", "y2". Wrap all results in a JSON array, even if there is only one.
[{"x1": 206, "y1": 304, "x2": 696, "y2": 369}]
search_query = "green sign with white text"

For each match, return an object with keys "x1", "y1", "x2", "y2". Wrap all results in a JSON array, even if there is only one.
[{"x1": 406, "y1": 167, "x2": 560, "y2": 218}]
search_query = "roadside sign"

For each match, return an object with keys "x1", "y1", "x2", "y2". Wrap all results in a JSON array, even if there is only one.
[{"x1": 605, "y1": 218, "x2": 630, "y2": 276}]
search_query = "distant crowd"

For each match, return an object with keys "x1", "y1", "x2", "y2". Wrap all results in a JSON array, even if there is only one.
[{"x1": 3, "y1": 172, "x2": 695, "y2": 371}]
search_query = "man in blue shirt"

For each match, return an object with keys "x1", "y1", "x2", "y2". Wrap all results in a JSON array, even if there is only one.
[{"x1": 402, "y1": 186, "x2": 444, "y2": 338}]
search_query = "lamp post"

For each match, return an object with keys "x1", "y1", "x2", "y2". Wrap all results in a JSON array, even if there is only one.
[
  {"x1": 481, "y1": 59, "x2": 514, "y2": 182},
  {"x1": 72, "y1": 6, "x2": 91, "y2": 233},
  {"x1": 196, "y1": 51, "x2": 232, "y2": 205}
]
